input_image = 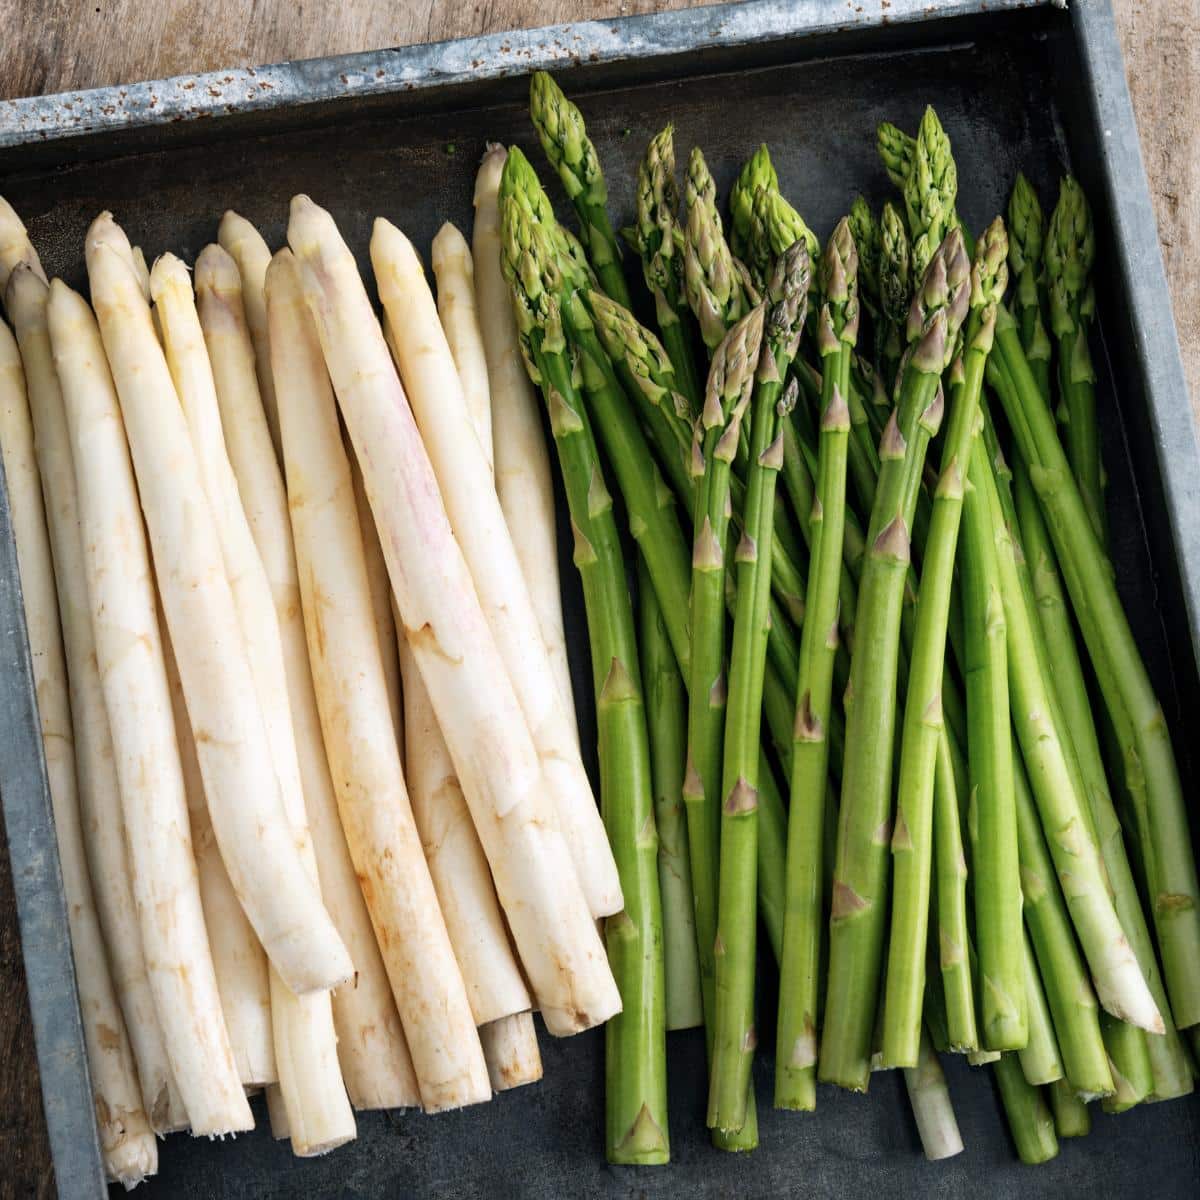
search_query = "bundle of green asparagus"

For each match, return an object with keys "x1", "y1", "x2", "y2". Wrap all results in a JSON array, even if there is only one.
[{"x1": 512, "y1": 73, "x2": 1200, "y2": 1165}]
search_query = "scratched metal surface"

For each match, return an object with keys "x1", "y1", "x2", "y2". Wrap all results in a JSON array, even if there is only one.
[{"x1": 1, "y1": 1, "x2": 1199, "y2": 1196}]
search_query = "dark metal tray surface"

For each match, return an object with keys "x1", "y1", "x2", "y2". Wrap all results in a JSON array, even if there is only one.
[{"x1": 1, "y1": 1, "x2": 1198, "y2": 1196}]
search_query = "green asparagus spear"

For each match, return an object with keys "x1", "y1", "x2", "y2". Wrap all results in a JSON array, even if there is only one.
[
  {"x1": 729, "y1": 143, "x2": 779, "y2": 262},
  {"x1": 684, "y1": 147, "x2": 758, "y2": 352},
  {"x1": 1048, "y1": 1079, "x2": 1091, "y2": 1138},
  {"x1": 776, "y1": 218, "x2": 857, "y2": 1110},
  {"x1": 631, "y1": 126, "x2": 703, "y2": 409},
  {"x1": 877, "y1": 121, "x2": 916, "y2": 189},
  {"x1": 884, "y1": 217, "x2": 1011, "y2": 1067},
  {"x1": 710, "y1": 244, "x2": 809, "y2": 1134},
  {"x1": 1019, "y1": 933, "x2": 1065, "y2": 1085},
  {"x1": 640, "y1": 562, "x2": 704, "y2": 1033},
  {"x1": 744, "y1": 184, "x2": 820, "y2": 296},
  {"x1": 903, "y1": 1029, "x2": 965, "y2": 1161},
  {"x1": 848, "y1": 196, "x2": 881, "y2": 308},
  {"x1": 1006, "y1": 172, "x2": 1053, "y2": 406},
  {"x1": 1013, "y1": 455, "x2": 1193, "y2": 1100},
  {"x1": 878, "y1": 202, "x2": 912, "y2": 391},
  {"x1": 819, "y1": 228, "x2": 970, "y2": 1092},
  {"x1": 529, "y1": 71, "x2": 633, "y2": 309},
  {"x1": 902, "y1": 107, "x2": 959, "y2": 279},
  {"x1": 991, "y1": 312, "x2": 1200, "y2": 1030},
  {"x1": 501, "y1": 219, "x2": 667, "y2": 1162},
  {"x1": 994, "y1": 1054, "x2": 1059, "y2": 1164},
  {"x1": 1044, "y1": 176, "x2": 1105, "y2": 542}
]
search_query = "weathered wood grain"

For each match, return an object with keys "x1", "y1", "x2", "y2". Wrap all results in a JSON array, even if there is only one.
[{"x1": 0, "y1": 1, "x2": 1191, "y2": 1193}]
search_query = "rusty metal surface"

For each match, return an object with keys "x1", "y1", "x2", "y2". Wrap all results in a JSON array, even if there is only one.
[{"x1": 1, "y1": 1, "x2": 1198, "y2": 1197}]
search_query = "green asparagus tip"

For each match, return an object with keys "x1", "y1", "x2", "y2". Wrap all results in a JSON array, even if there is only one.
[
  {"x1": 729, "y1": 142, "x2": 779, "y2": 256},
  {"x1": 684, "y1": 146, "x2": 749, "y2": 349},
  {"x1": 879, "y1": 200, "x2": 911, "y2": 325},
  {"x1": 1006, "y1": 171, "x2": 1044, "y2": 279},
  {"x1": 877, "y1": 120, "x2": 916, "y2": 189},
  {"x1": 529, "y1": 70, "x2": 607, "y2": 209},
  {"x1": 906, "y1": 226, "x2": 970, "y2": 372},
  {"x1": 704, "y1": 302, "x2": 766, "y2": 435},
  {"x1": 1044, "y1": 175, "x2": 1095, "y2": 336},
  {"x1": 847, "y1": 196, "x2": 881, "y2": 300},
  {"x1": 747, "y1": 186, "x2": 818, "y2": 292},
  {"x1": 588, "y1": 287, "x2": 685, "y2": 417},
  {"x1": 634, "y1": 125, "x2": 680, "y2": 293},
  {"x1": 971, "y1": 215, "x2": 1010, "y2": 310},
  {"x1": 765, "y1": 238, "x2": 811, "y2": 363},
  {"x1": 905, "y1": 106, "x2": 958, "y2": 279},
  {"x1": 817, "y1": 216, "x2": 861, "y2": 354}
]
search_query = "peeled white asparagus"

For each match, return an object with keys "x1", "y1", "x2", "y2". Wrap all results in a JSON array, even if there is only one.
[
  {"x1": 16, "y1": 270, "x2": 186, "y2": 1136},
  {"x1": 472, "y1": 147, "x2": 577, "y2": 729},
  {"x1": 47, "y1": 275, "x2": 252, "y2": 1137},
  {"x1": 152, "y1": 250, "x2": 354, "y2": 1154},
  {"x1": 0, "y1": 195, "x2": 47, "y2": 296},
  {"x1": 431, "y1": 222, "x2": 493, "y2": 475},
  {"x1": 288, "y1": 196, "x2": 619, "y2": 1035},
  {"x1": 205, "y1": 242, "x2": 419, "y2": 1113},
  {"x1": 85, "y1": 214, "x2": 349, "y2": 996},
  {"x1": 265, "y1": 1083, "x2": 290, "y2": 1140},
  {"x1": 2, "y1": 288, "x2": 157, "y2": 1187},
  {"x1": 160, "y1": 612, "x2": 276, "y2": 1089},
  {"x1": 372, "y1": 218, "x2": 619, "y2": 920},
  {"x1": 348, "y1": 447, "x2": 404, "y2": 750},
  {"x1": 479, "y1": 1013, "x2": 543, "y2": 1093},
  {"x1": 268, "y1": 246, "x2": 489, "y2": 1112},
  {"x1": 130, "y1": 247, "x2": 151, "y2": 303},
  {"x1": 217, "y1": 211, "x2": 281, "y2": 465},
  {"x1": 397, "y1": 636, "x2": 532, "y2": 1025}
]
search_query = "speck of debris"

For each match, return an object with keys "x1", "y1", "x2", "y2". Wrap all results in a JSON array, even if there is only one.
[
  {"x1": 376, "y1": 68, "x2": 385, "y2": 78},
  {"x1": 622, "y1": 128, "x2": 632, "y2": 138},
  {"x1": 445, "y1": 142, "x2": 457, "y2": 156},
  {"x1": 340, "y1": 73, "x2": 349, "y2": 84},
  {"x1": 207, "y1": 86, "x2": 221, "y2": 97},
  {"x1": 183, "y1": 81, "x2": 195, "y2": 90}
]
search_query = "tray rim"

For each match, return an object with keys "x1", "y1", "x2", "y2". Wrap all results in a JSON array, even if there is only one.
[{"x1": 3, "y1": 1, "x2": 1196, "y2": 1197}]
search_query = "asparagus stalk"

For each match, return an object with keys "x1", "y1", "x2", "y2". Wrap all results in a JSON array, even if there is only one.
[
  {"x1": 288, "y1": 197, "x2": 619, "y2": 1036},
  {"x1": 1013, "y1": 455, "x2": 1192, "y2": 1099},
  {"x1": 640, "y1": 563, "x2": 704, "y2": 1032},
  {"x1": 884, "y1": 218, "x2": 1011, "y2": 1066},
  {"x1": 372, "y1": 216, "x2": 621, "y2": 921},
  {"x1": 684, "y1": 147, "x2": 757, "y2": 353},
  {"x1": 217, "y1": 210, "x2": 281, "y2": 464},
  {"x1": 43, "y1": 277, "x2": 251, "y2": 1136},
  {"x1": 992, "y1": 311, "x2": 1200, "y2": 1030},
  {"x1": 903, "y1": 1028, "x2": 965, "y2": 1160},
  {"x1": 877, "y1": 202, "x2": 912, "y2": 389},
  {"x1": 431, "y1": 221, "x2": 494, "y2": 474},
  {"x1": 820, "y1": 229, "x2": 970, "y2": 1092},
  {"x1": 3, "y1": 293, "x2": 159, "y2": 1186},
  {"x1": 1005, "y1": 173, "x2": 1053, "y2": 407},
  {"x1": 529, "y1": 71, "x2": 632, "y2": 308},
  {"x1": 1048, "y1": 1079, "x2": 1092, "y2": 1137},
  {"x1": 710, "y1": 243, "x2": 808, "y2": 1135},
  {"x1": 1019, "y1": 932, "x2": 1065, "y2": 1085},
  {"x1": 632, "y1": 125, "x2": 702, "y2": 407},
  {"x1": 473, "y1": 146, "x2": 578, "y2": 727},
  {"x1": 1044, "y1": 177, "x2": 1105, "y2": 543},
  {"x1": 994, "y1": 1053, "x2": 1059, "y2": 1164},
  {"x1": 776, "y1": 218, "x2": 857, "y2": 1110},
  {"x1": 0, "y1": 195, "x2": 47, "y2": 294},
  {"x1": 478, "y1": 1012, "x2": 542, "y2": 1093},
  {"x1": 729, "y1": 143, "x2": 778, "y2": 263}
]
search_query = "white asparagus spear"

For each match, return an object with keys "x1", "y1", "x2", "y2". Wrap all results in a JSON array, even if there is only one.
[
  {"x1": 0, "y1": 196, "x2": 47, "y2": 296},
  {"x1": 268, "y1": 247, "x2": 490, "y2": 1112},
  {"x1": 288, "y1": 196, "x2": 619, "y2": 1035},
  {"x1": 45, "y1": 276, "x2": 251, "y2": 1136},
  {"x1": 479, "y1": 1012, "x2": 543, "y2": 1093},
  {"x1": 372, "y1": 218, "x2": 619, "y2": 920},
  {"x1": 431, "y1": 222, "x2": 493, "y2": 475},
  {"x1": 265, "y1": 1083, "x2": 290, "y2": 1140},
  {"x1": 202, "y1": 243, "x2": 419, "y2": 1112},
  {"x1": 217, "y1": 211, "x2": 281, "y2": 465},
  {"x1": 472, "y1": 147, "x2": 577, "y2": 728},
  {"x1": 397, "y1": 636, "x2": 532, "y2": 1025},
  {"x1": 348, "y1": 447, "x2": 405, "y2": 751},
  {"x1": 130, "y1": 247, "x2": 151, "y2": 303},
  {"x1": 85, "y1": 214, "x2": 350, "y2": 996},
  {"x1": 151, "y1": 251, "x2": 354, "y2": 1154},
  {"x1": 16, "y1": 269, "x2": 186, "y2": 1135},
  {"x1": 3, "y1": 287, "x2": 158, "y2": 1186},
  {"x1": 160, "y1": 609, "x2": 276, "y2": 1089}
]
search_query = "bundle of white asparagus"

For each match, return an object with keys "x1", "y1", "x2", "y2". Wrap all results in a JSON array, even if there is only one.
[{"x1": 0, "y1": 180, "x2": 616, "y2": 1187}]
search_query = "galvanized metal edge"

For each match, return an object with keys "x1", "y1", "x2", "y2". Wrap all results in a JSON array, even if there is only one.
[
  {"x1": 0, "y1": 0, "x2": 1051, "y2": 149},
  {"x1": 1070, "y1": 0, "x2": 1200, "y2": 678},
  {"x1": 0, "y1": 447, "x2": 107, "y2": 1200}
]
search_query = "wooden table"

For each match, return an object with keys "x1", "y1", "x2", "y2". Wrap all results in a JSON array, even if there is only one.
[{"x1": 0, "y1": 1, "x2": 1192, "y2": 1194}]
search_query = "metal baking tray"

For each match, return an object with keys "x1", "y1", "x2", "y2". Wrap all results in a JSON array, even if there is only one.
[{"x1": 2, "y1": 0, "x2": 1198, "y2": 1195}]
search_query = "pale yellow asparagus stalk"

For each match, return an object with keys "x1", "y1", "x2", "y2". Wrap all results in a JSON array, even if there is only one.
[
  {"x1": 268, "y1": 246, "x2": 490, "y2": 1112},
  {"x1": 2, "y1": 290, "x2": 157, "y2": 1186},
  {"x1": 287, "y1": 196, "x2": 619, "y2": 1035},
  {"x1": 432, "y1": 221, "x2": 494, "y2": 474},
  {"x1": 85, "y1": 214, "x2": 349, "y2": 996},
  {"x1": 479, "y1": 1012, "x2": 544, "y2": 1092},
  {"x1": 349, "y1": 448, "x2": 404, "y2": 749},
  {"x1": 130, "y1": 247, "x2": 151, "y2": 302},
  {"x1": 13, "y1": 269, "x2": 185, "y2": 1134},
  {"x1": 398, "y1": 637, "x2": 537, "y2": 1025},
  {"x1": 205, "y1": 243, "x2": 419, "y2": 1111},
  {"x1": 161, "y1": 613, "x2": 276, "y2": 1089},
  {"x1": 151, "y1": 251, "x2": 354, "y2": 1154},
  {"x1": 45, "y1": 275, "x2": 251, "y2": 1136},
  {"x1": 0, "y1": 195, "x2": 47, "y2": 296},
  {"x1": 473, "y1": 145, "x2": 577, "y2": 727},
  {"x1": 372, "y1": 217, "x2": 619, "y2": 920}
]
